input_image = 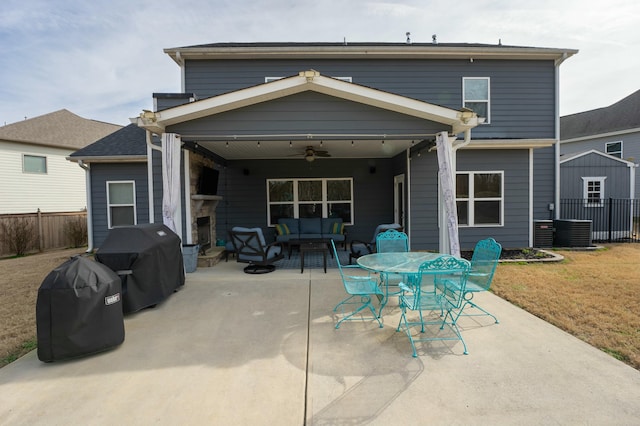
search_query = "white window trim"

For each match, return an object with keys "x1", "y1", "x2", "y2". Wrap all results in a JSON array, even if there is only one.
[
  {"x1": 22, "y1": 154, "x2": 47, "y2": 174},
  {"x1": 106, "y1": 180, "x2": 137, "y2": 228},
  {"x1": 605, "y1": 141, "x2": 623, "y2": 158},
  {"x1": 267, "y1": 177, "x2": 354, "y2": 225},
  {"x1": 582, "y1": 176, "x2": 606, "y2": 207},
  {"x1": 457, "y1": 171, "x2": 504, "y2": 227},
  {"x1": 463, "y1": 77, "x2": 491, "y2": 124}
]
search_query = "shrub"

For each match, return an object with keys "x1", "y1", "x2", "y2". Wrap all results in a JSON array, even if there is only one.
[
  {"x1": 0, "y1": 218, "x2": 37, "y2": 256},
  {"x1": 64, "y1": 217, "x2": 88, "y2": 248}
]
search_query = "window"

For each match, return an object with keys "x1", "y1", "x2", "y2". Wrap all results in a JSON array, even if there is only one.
[
  {"x1": 107, "y1": 181, "x2": 136, "y2": 228},
  {"x1": 582, "y1": 177, "x2": 606, "y2": 207},
  {"x1": 456, "y1": 172, "x2": 503, "y2": 226},
  {"x1": 605, "y1": 141, "x2": 622, "y2": 158},
  {"x1": 267, "y1": 178, "x2": 353, "y2": 225},
  {"x1": 463, "y1": 77, "x2": 490, "y2": 123},
  {"x1": 23, "y1": 155, "x2": 47, "y2": 173}
]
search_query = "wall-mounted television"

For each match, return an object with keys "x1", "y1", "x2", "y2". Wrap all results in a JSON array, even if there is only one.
[{"x1": 197, "y1": 166, "x2": 219, "y2": 195}]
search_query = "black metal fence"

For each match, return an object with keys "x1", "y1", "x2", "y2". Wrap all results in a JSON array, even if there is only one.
[{"x1": 559, "y1": 198, "x2": 640, "y2": 243}]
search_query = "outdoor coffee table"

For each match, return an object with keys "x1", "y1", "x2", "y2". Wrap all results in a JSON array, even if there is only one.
[{"x1": 298, "y1": 240, "x2": 330, "y2": 273}]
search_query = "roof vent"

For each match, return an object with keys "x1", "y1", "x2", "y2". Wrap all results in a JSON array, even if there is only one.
[
  {"x1": 406, "y1": 32, "x2": 411, "y2": 44},
  {"x1": 432, "y1": 34, "x2": 437, "y2": 44}
]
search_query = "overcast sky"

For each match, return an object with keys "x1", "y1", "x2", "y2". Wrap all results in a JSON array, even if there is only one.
[{"x1": 1, "y1": 0, "x2": 639, "y2": 126}]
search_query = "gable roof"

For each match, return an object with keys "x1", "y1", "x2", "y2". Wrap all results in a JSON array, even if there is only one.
[
  {"x1": 0, "y1": 109, "x2": 121, "y2": 150},
  {"x1": 560, "y1": 148, "x2": 636, "y2": 166},
  {"x1": 134, "y1": 70, "x2": 482, "y2": 136},
  {"x1": 68, "y1": 124, "x2": 150, "y2": 162},
  {"x1": 560, "y1": 89, "x2": 640, "y2": 141}
]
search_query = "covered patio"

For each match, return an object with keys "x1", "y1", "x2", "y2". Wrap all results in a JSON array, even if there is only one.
[{"x1": 1, "y1": 262, "x2": 638, "y2": 424}]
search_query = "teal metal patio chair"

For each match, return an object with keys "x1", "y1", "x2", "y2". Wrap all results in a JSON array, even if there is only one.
[
  {"x1": 445, "y1": 237, "x2": 502, "y2": 323},
  {"x1": 331, "y1": 240, "x2": 383, "y2": 329},
  {"x1": 349, "y1": 223, "x2": 402, "y2": 264},
  {"x1": 396, "y1": 255, "x2": 471, "y2": 357},
  {"x1": 375, "y1": 229, "x2": 410, "y2": 314}
]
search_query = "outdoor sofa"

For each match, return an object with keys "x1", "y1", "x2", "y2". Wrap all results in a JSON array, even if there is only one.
[{"x1": 275, "y1": 217, "x2": 347, "y2": 249}]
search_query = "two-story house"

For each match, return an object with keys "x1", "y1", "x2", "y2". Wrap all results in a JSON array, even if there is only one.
[{"x1": 70, "y1": 42, "x2": 577, "y2": 252}]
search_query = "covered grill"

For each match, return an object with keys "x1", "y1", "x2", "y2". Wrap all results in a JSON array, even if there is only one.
[
  {"x1": 95, "y1": 224, "x2": 185, "y2": 313},
  {"x1": 36, "y1": 256, "x2": 124, "y2": 362}
]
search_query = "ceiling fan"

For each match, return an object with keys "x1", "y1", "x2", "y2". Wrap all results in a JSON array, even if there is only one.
[{"x1": 292, "y1": 145, "x2": 331, "y2": 162}]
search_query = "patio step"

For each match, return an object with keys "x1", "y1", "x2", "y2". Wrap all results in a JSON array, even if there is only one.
[{"x1": 197, "y1": 247, "x2": 226, "y2": 268}]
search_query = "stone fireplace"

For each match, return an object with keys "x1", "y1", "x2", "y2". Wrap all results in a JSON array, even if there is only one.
[{"x1": 189, "y1": 155, "x2": 222, "y2": 253}]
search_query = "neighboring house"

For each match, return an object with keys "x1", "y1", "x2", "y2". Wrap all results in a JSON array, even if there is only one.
[
  {"x1": 0, "y1": 109, "x2": 121, "y2": 214},
  {"x1": 70, "y1": 42, "x2": 577, "y2": 251},
  {"x1": 560, "y1": 89, "x2": 640, "y2": 200}
]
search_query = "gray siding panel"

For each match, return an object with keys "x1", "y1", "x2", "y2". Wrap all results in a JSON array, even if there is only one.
[
  {"x1": 533, "y1": 146, "x2": 556, "y2": 220},
  {"x1": 215, "y1": 158, "x2": 397, "y2": 244},
  {"x1": 91, "y1": 163, "x2": 149, "y2": 248},
  {"x1": 561, "y1": 153, "x2": 632, "y2": 199},
  {"x1": 409, "y1": 149, "x2": 535, "y2": 251},
  {"x1": 169, "y1": 92, "x2": 447, "y2": 136},
  {"x1": 184, "y1": 58, "x2": 556, "y2": 139},
  {"x1": 561, "y1": 130, "x2": 640, "y2": 198}
]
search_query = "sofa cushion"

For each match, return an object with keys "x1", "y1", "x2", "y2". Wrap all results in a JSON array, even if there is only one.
[
  {"x1": 278, "y1": 218, "x2": 299, "y2": 234},
  {"x1": 299, "y1": 217, "x2": 322, "y2": 234}
]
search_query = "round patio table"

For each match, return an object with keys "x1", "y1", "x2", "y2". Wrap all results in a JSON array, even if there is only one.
[{"x1": 356, "y1": 252, "x2": 442, "y2": 274}]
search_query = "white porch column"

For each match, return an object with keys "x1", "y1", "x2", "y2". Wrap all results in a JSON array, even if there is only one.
[
  {"x1": 161, "y1": 133, "x2": 182, "y2": 240},
  {"x1": 436, "y1": 131, "x2": 461, "y2": 257}
]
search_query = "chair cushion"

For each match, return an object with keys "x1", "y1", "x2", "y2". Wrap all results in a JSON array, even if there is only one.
[{"x1": 232, "y1": 226, "x2": 266, "y2": 246}]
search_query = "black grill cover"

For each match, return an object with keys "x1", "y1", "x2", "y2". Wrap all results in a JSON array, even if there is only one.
[
  {"x1": 94, "y1": 224, "x2": 185, "y2": 313},
  {"x1": 36, "y1": 256, "x2": 124, "y2": 362}
]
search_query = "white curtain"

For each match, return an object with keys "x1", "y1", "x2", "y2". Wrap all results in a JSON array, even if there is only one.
[
  {"x1": 162, "y1": 133, "x2": 181, "y2": 234},
  {"x1": 436, "y1": 131, "x2": 461, "y2": 257}
]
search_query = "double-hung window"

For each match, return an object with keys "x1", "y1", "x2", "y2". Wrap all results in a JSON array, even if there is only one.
[
  {"x1": 23, "y1": 154, "x2": 47, "y2": 174},
  {"x1": 605, "y1": 141, "x2": 622, "y2": 158},
  {"x1": 107, "y1": 181, "x2": 137, "y2": 228},
  {"x1": 267, "y1": 178, "x2": 353, "y2": 225},
  {"x1": 582, "y1": 177, "x2": 606, "y2": 207},
  {"x1": 456, "y1": 172, "x2": 503, "y2": 226},
  {"x1": 463, "y1": 77, "x2": 490, "y2": 123}
]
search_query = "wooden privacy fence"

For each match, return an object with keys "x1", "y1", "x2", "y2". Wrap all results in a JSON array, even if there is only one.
[{"x1": 0, "y1": 210, "x2": 87, "y2": 257}]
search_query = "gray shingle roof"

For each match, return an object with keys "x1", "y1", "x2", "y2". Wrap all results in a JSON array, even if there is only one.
[
  {"x1": 69, "y1": 124, "x2": 150, "y2": 159},
  {"x1": 0, "y1": 109, "x2": 121, "y2": 149},
  {"x1": 560, "y1": 89, "x2": 640, "y2": 140}
]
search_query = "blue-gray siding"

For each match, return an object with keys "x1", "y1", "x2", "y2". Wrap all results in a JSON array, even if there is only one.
[
  {"x1": 215, "y1": 158, "x2": 398, "y2": 244},
  {"x1": 561, "y1": 130, "x2": 640, "y2": 198},
  {"x1": 409, "y1": 149, "x2": 535, "y2": 250},
  {"x1": 182, "y1": 58, "x2": 557, "y2": 139},
  {"x1": 560, "y1": 153, "x2": 632, "y2": 199},
  {"x1": 90, "y1": 163, "x2": 149, "y2": 248}
]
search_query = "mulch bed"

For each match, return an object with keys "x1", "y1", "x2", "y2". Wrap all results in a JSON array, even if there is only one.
[{"x1": 460, "y1": 248, "x2": 555, "y2": 261}]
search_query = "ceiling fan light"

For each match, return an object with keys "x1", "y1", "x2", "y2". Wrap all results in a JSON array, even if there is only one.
[{"x1": 305, "y1": 154, "x2": 315, "y2": 162}]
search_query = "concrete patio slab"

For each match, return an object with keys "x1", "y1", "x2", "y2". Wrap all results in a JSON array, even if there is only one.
[{"x1": 1, "y1": 259, "x2": 639, "y2": 425}]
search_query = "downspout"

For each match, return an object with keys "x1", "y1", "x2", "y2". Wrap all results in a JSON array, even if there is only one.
[
  {"x1": 78, "y1": 160, "x2": 93, "y2": 253},
  {"x1": 554, "y1": 59, "x2": 562, "y2": 220},
  {"x1": 146, "y1": 130, "x2": 161, "y2": 223}
]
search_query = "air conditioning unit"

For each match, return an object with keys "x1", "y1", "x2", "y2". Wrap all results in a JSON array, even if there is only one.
[
  {"x1": 553, "y1": 219, "x2": 593, "y2": 247},
  {"x1": 533, "y1": 220, "x2": 554, "y2": 248}
]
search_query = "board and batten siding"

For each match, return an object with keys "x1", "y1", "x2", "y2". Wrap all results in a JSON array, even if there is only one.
[
  {"x1": 183, "y1": 58, "x2": 556, "y2": 139},
  {"x1": 561, "y1": 130, "x2": 640, "y2": 198},
  {"x1": 560, "y1": 153, "x2": 632, "y2": 199},
  {"x1": 0, "y1": 141, "x2": 87, "y2": 214},
  {"x1": 90, "y1": 163, "x2": 149, "y2": 248}
]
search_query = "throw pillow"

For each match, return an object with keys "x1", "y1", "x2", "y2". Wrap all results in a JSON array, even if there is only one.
[
  {"x1": 275, "y1": 223, "x2": 290, "y2": 235},
  {"x1": 331, "y1": 222, "x2": 344, "y2": 234}
]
